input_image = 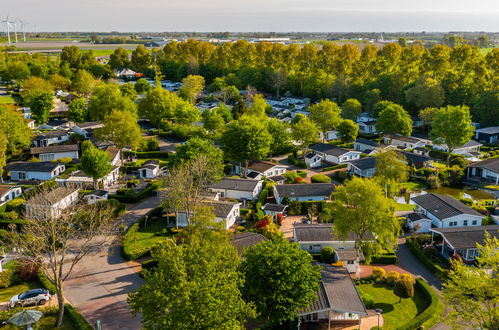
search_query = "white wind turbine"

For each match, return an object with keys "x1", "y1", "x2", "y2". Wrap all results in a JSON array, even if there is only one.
[
  {"x1": 17, "y1": 19, "x2": 27, "y2": 42},
  {"x1": 11, "y1": 19, "x2": 18, "y2": 43},
  {"x1": 1, "y1": 14, "x2": 12, "y2": 44}
]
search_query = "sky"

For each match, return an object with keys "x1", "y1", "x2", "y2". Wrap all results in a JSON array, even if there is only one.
[{"x1": 1, "y1": 0, "x2": 498, "y2": 32}]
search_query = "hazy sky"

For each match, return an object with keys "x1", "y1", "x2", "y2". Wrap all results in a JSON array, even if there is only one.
[{"x1": 1, "y1": 0, "x2": 498, "y2": 32}]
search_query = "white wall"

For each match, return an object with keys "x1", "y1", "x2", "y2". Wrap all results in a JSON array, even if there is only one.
[
  {"x1": 415, "y1": 204, "x2": 483, "y2": 228},
  {"x1": 298, "y1": 242, "x2": 356, "y2": 253},
  {"x1": 39, "y1": 151, "x2": 79, "y2": 161},
  {"x1": 10, "y1": 166, "x2": 65, "y2": 181}
]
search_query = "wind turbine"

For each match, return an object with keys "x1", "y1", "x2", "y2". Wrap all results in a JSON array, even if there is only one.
[
  {"x1": 11, "y1": 19, "x2": 18, "y2": 43},
  {"x1": 17, "y1": 19, "x2": 27, "y2": 42},
  {"x1": 1, "y1": 15, "x2": 12, "y2": 44}
]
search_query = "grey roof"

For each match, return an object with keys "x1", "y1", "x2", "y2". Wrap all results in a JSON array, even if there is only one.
[
  {"x1": 400, "y1": 151, "x2": 433, "y2": 164},
  {"x1": 204, "y1": 201, "x2": 239, "y2": 218},
  {"x1": 230, "y1": 232, "x2": 267, "y2": 255},
  {"x1": 88, "y1": 190, "x2": 108, "y2": 197},
  {"x1": 411, "y1": 193, "x2": 482, "y2": 220},
  {"x1": 209, "y1": 178, "x2": 261, "y2": 192},
  {"x1": 430, "y1": 225, "x2": 499, "y2": 249},
  {"x1": 355, "y1": 138, "x2": 379, "y2": 147},
  {"x1": 30, "y1": 144, "x2": 79, "y2": 155},
  {"x1": 475, "y1": 126, "x2": 499, "y2": 135},
  {"x1": 458, "y1": 140, "x2": 482, "y2": 149},
  {"x1": 268, "y1": 175, "x2": 286, "y2": 183},
  {"x1": 143, "y1": 159, "x2": 160, "y2": 166},
  {"x1": 247, "y1": 160, "x2": 286, "y2": 173},
  {"x1": 406, "y1": 212, "x2": 431, "y2": 222},
  {"x1": 470, "y1": 158, "x2": 499, "y2": 174},
  {"x1": 311, "y1": 143, "x2": 351, "y2": 157},
  {"x1": 386, "y1": 134, "x2": 422, "y2": 144},
  {"x1": 262, "y1": 203, "x2": 287, "y2": 212},
  {"x1": 360, "y1": 120, "x2": 376, "y2": 125},
  {"x1": 75, "y1": 121, "x2": 103, "y2": 129},
  {"x1": 5, "y1": 161, "x2": 63, "y2": 173},
  {"x1": 335, "y1": 249, "x2": 362, "y2": 261},
  {"x1": 305, "y1": 152, "x2": 319, "y2": 159},
  {"x1": 348, "y1": 157, "x2": 376, "y2": 170},
  {"x1": 33, "y1": 130, "x2": 69, "y2": 140},
  {"x1": 275, "y1": 183, "x2": 334, "y2": 198},
  {"x1": 300, "y1": 265, "x2": 368, "y2": 316},
  {"x1": 26, "y1": 187, "x2": 78, "y2": 206},
  {"x1": 294, "y1": 223, "x2": 371, "y2": 242}
]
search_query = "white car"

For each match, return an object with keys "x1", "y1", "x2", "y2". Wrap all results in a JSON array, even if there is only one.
[{"x1": 9, "y1": 288, "x2": 50, "y2": 308}]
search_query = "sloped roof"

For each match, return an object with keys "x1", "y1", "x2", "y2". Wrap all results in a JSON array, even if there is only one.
[
  {"x1": 5, "y1": 161, "x2": 63, "y2": 173},
  {"x1": 203, "y1": 201, "x2": 239, "y2": 218},
  {"x1": 230, "y1": 232, "x2": 267, "y2": 255},
  {"x1": 33, "y1": 130, "x2": 69, "y2": 140},
  {"x1": 348, "y1": 157, "x2": 376, "y2": 170},
  {"x1": 247, "y1": 160, "x2": 286, "y2": 173},
  {"x1": 406, "y1": 212, "x2": 431, "y2": 222},
  {"x1": 311, "y1": 143, "x2": 352, "y2": 157},
  {"x1": 30, "y1": 144, "x2": 79, "y2": 155},
  {"x1": 294, "y1": 223, "x2": 370, "y2": 242},
  {"x1": 411, "y1": 193, "x2": 482, "y2": 220},
  {"x1": 431, "y1": 225, "x2": 499, "y2": 249},
  {"x1": 386, "y1": 134, "x2": 422, "y2": 144},
  {"x1": 475, "y1": 126, "x2": 499, "y2": 135},
  {"x1": 0, "y1": 185, "x2": 20, "y2": 196},
  {"x1": 275, "y1": 183, "x2": 334, "y2": 198},
  {"x1": 355, "y1": 138, "x2": 379, "y2": 147},
  {"x1": 262, "y1": 203, "x2": 287, "y2": 212},
  {"x1": 209, "y1": 178, "x2": 261, "y2": 192},
  {"x1": 470, "y1": 158, "x2": 499, "y2": 173}
]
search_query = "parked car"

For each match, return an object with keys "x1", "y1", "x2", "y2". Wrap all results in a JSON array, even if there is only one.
[{"x1": 9, "y1": 288, "x2": 50, "y2": 308}]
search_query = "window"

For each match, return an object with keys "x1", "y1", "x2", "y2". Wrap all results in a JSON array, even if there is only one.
[
  {"x1": 347, "y1": 260, "x2": 354, "y2": 264},
  {"x1": 472, "y1": 220, "x2": 477, "y2": 225},
  {"x1": 463, "y1": 220, "x2": 468, "y2": 226}
]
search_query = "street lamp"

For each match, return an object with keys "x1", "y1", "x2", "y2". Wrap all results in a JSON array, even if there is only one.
[{"x1": 375, "y1": 308, "x2": 383, "y2": 329}]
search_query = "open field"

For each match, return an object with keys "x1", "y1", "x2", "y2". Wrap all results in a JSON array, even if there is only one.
[{"x1": 2, "y1": 41, "x2": 141, "y2": 52}]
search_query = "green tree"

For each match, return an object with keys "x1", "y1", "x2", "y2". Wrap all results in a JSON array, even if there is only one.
[
  {"x1": 80, "y1": 140, "x2": 112, "y2": 189},
  {"x1": 220, "y1": 115, "x2": 271, "y2": 177},
  {"x1": 202, "y1": 108, "x2": 225, "y2": 136},
  {"x1": 364, "y1": 89, "x2": 382, "y2": 115},
  {"x1": 375, "y1": 103, "x2": 413, "y2": 136},
  {"x1": 138, "y1": 87, "x2": 174, "y2": 127},
  {"x1": 442, "y1": 232, "x2": 499, "y2": 329},
  {"x1": 247, "y1": 94, "x2": 270, "y2": 118},
  {"x1": 134, "y1": 78, "x2": 152, "y2": 94},
  {"x1": 240, "y1": 238, "x2": 321, "y2": 327},
  {"x1": 87, "y1": 83, "x2": 136, "y2": 120},
  {"x1": 374, "y1": 150, "x2": 409, "y2": 196},
  {"x1": 67, "y1": 98, "x2": 87, "y2": 123},
  {"x1": 5, "y1": 61, "x2": 31, "y2": 80},
  {"x1": 430, "y1": 105, "x2": 474, "y2": 166},
  {"x1": 179, "y1": 75, "x2": 205, "y2": 104},
  {"x1": 337, "y1": 119, "x2": 358, "y2": 143},
  {"x1": 0, "y1": 132, "x2": 6, "y2": 180},
  {"x1": 128, "y1": 237, "x2": 255, "y2": 329},
  {"x1": 405, "y1": 77, "x2": 445, "y2": 110},
  {"x1": 341, "y1": 98, "x2": 363, "y2": 120},
  {"x1": 109, "y1": 47, "x2": 130, "y2": 71},
  {"x1": 268, "y1": 118, "x2": 292, "y2": 156},
  {"x1": 331, "y1": 177, "x2": 399, "y2": 263},
  {"x1": 473, "y1": 91, "x2": 499, "y2": 126},
  {"x1": 73, "y1": 70, "x2": 96, "y2": 97},
  {"x1": 291, "y1": 115, "x2": 319, "y2": 155},
  {"x1": 0, "y1": 105, "x2": 32, "y2": 154},
  {"x1": 309, "y1": 99, "x2": 342, "y2": 142},
  {"x1": 398, "y1": 37, "x2": 408, "y2": 47},
  {"x1": 49, "y1": 74, "x2": 72, "y2": 91},
  {"x1": 60, "y1": 46, "x2": 82, "y2": 69},
  {"x1": 119, "y1": 82, "x2": 138, "y2": 101},
  {"x1": 130, "y1": 45, "x2": 152, "y2": 73},
  {"x1": 20, "y1": 76, "x2": 53, "y2": 106},
  {"x1": 30, "y1": 92, "x2": 53, "y2": 125},
  {"x1": 393, "y1": 279, "x2": 414, "y2": 302}
]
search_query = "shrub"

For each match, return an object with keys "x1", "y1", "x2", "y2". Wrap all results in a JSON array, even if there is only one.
[
  {"x1": 296, "y1": 170, "x2": 307, "y2": 178},
  {"x1": 357, "y1": 288, "x2": 375, "y2": 309},
  {"x1": 127, "y1": 179, "x2": 140, "y2": 188},
  {"x1": 371, "y1": 253, "x2": 397, "y2": 264},
  {"x1": 0, "y1": 270, "x2": 12, "y2": 288},
  {"x1": 400, "y1": 273, "x2": 414, "y2": 283},
  {"x1": 65, "y1": 304, "x2": 93, "y2": 330},
  {"x1": 386, "y1": 271, "x2": 400, "y2": 285},
  {"x1": 322, "y1": 163, "x2": 347, "y2": 172},
  {"x1": 331, "y1": 260, "x2": 344, "y2": 267},
  {"x1": 5, "y1": 198, "x2": 25, "y2": 212},
  {"x1": 393, "y1": 278, "x2": 414, "y2": 300},
  {"x1": 258, "y1": 188, "x2": 269, "y2": 205},
  {"x1": 141, "y1": 259, "x2": 158, "y2": 271},
  {"x1": 256, "y1": 219, "x2": 269, "y2": 230},
  {"x1": 294, "y1": 177, "x2": 305, "y2": 184},
  {"x1": 311, "y1": 174, "x2": 331, "y2": 183},
  {"x1": 406, "y1": 238, "x2": 449, "y2": 280},
  {"x1": 37, "y1": 271, "x2": 56, "y2": 294},
  {"x1": 15, "y1": 260, "x2": 40, "y2": 282},
  {"x1": 139, "y1": 137, "x2": 160, "y2": 151},
  {"x1": 237, "y1": 226, "x2": 245, "y2": 232},
  {"x1": 372, "y1": 267, "x2": 385, "y2": 280},
  {"x1": 332, "y1": 170, "x2": 348, "y2": 182},
  {"x1": 426, "y1": 175, "x2": 441, "y2": 189},
  {"x1": 282, "y1": 171, "x2": 299, "y2": 183},
  {"x1": 320, "y1": 247, "x2": 335, "y2": 263}
]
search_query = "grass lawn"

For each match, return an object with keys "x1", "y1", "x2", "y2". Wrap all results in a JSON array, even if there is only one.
[
  {"x1": 4, "y1": 313, "x2": 76, "y2": 330},
  {"x1": 394, "y1": 203, "x2": 415, "y2": 212},
  {"x1": 125, "y1": 218, "x2": 174, "y2": 255},
  {"x1": 399, "y1": 181, "x2": 426, "y2": 191},
  {"x1": 0, "y1": 96, "x2": 17, "y2": 104},
  {"x1": 357, "y1": 282, "x2": 428, "y2": 330},
  {"x1": 0, "y1": 281, "x2": 41, "y2": 302}
]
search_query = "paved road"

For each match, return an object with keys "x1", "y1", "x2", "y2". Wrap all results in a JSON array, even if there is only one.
[{"x1": 64, "y1": 196, "x2": 161, "y2": 329}]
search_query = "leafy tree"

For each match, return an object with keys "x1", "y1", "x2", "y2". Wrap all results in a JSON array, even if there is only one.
[
  {"x1": 119, "y1": 82, "x2": 138, "y2": 101},
  {"x1": 0, "y1": 105, "x2": 32, "y2": 153},
  {"x1": 375, "y1": 103, "x2": 413, "y2": 136},
  {"x1": 179, "y1": 75, "x2": 205, "y2": 104},
  {"x1": 405, "y1": 77, "x2": 445, "y2": 110},
  {"x1": 60, "y1": 46, "x2": 82, "y2": 69},
  {"x1": 398, "y1": 37, "x2": 408, "y2": 47},
  {"x1": 430, "y1": 105, "x2": 474, "y2": 166},
  {"x1": 291, "y1": 115, "x2": 319, "y2": 155},
  {"x1": 215, "y1": 85, "x2": 240, "y2": 104},
  {"x1": 87, "y1": 83, "x2": 136, "y2": 120},
  {"x1": 215, "y1": 102, "x2": 232, "y2": 122},
  {"x1": 393, "y1": 279, "x2": 414, "y2": 302},
  {"x1": 374, "y1": 150, "x2": 409, "y2": 196},
  {"x1": 170, "y1": 138, "x2": 224, "y2": 179},
  {"x1": 320, "y1": 246, "x2": 335, "y2": 263},
  {"x1": 0, "y1": 132, "x2": 6, "y2": 180},
  {"x1": 49, "y1": 74, "x2": 71, "y2": 91},
  {"x1": 240, "y1": 238, "x2": 321, "y2": 327},
  {"x1": 220, "y1": 115, "x2": 271, "y2": 177},
  {"x1": 419, "y1": 107, "x2": 438, "y2": 126},
  {"x1": 130, "y1": 45, "x2": 152, "y2": 73},
  {"x1": 247, "y1": 94, "x2": 270, "y2": 118},
  {"x1": 134, "y1": 78, "x2": 152, "y2": 94},
  {"x1": 138, "y1": 87, "x2": 174, "y2": 126},
  {"x1": 331, "y1": 177, "x2": 399, "y2": 263},
  {"x1": 202, "y1": 108, "x2": 225, "y2": 136},
  {"x1": 94, "y1": 110, "x2": 142, "y2": 162},
  {"x1": 109, "y1": 47, "x2": 130, "y2": 71},
  {"x1": 442, "y1": 232, "x2": 499, "y2": 329},
  {"x1": 309, "y1": 99, "x2": 342, "y2": 142},
  {"x1": 128, "y1": 237, "x2": 255, "y2": 329},
  {"x1": 473, "y1": 91, "x2": 499, "y2": 126},
  {"x1": 337, "y1": 119, "x2": 358, "y2": 143},
  {"x1": 30, "y1": 92, "x2": 53, "y2": 125},
  {"x1": 341, "y1": 98, "x2": 362, "y2": 120},
  {"x1": 67, "y1": 98, "x2": 87, "y2": 123},
  {"x1": 80, "y1": 140, "x2": 112, "y2": 189},
  {"x1": 268, "y1": 118, "x2": 292, "y2": 156},
  {"x1": 364, "y1": 89, "x2": 382, "y2": 114},
  {"x1": 20, "y1": 76, "x2": 53, "y2": 105},
  {"x1": 5, "y1": 61, "x2": 31, "y2": 80},
  {"x1": 73, "y1": 70, "x2": 96, "y2": 97}
]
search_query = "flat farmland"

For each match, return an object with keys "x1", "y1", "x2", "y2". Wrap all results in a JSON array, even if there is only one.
[{"x1": 3, "y1": 41, "x2": 141, "y2": 52}]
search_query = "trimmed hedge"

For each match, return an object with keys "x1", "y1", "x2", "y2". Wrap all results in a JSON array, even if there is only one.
[
  {"x1": 109, "y1": 183, "x2": 160, "y2": 204},
  {"x1": 123, "y1": 150, "x2": 171, "y2": 159},
  {"x1": 65, "y1": 304, "x2": 93, "y2": 330},
  {"x1": 322, "y1": 163, "x2": 347, "y2": 172},
  {"x1": 311, "y1": 174, "x2": 331, "y2": 183},
  {"x1": 121, "y1": 207, "x2": 163, "y2": 261},
  {"x1": 371, "y1": 253, "x2": 397, "y2": 264},
  {"x1": 37, "y1": 271, "x2": 57, "y2": 294},
  {"x1": 396, "y1": 279, "x2": 443, "y2": 330},
  {"x1": 285, "y1": 200, "x2": 326, "y2": 215},
  {"x1": 406, "y1": 238, "x2": 449, "y2": 280}
]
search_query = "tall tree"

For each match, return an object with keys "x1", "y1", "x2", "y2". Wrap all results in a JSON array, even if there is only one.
[
  {"x1": 130, "y1": 45, "x2": 152, "y2": 73},
  {"x1": 179, "y1": 75, "x2": 205, "y2": 104},
  {"x1": 473, "y1": 91, "x2": 499, "y2": 126},
  {"x1": 331, "y1": 177, "x2": 399, "y2": 263},
  {"x1": 375, "y1": 103, "x2": 413, "y2": 136},
  {"x1": 128, "y1": 237, "x2": 255, "y2": 329},
  {"x1": 0, "y1": 105, "x2": 32, "y2": 154},
  {"x1": 0, "y1": 132, "x2": 6, "y2": 180},
  {"x1": 87, "y1": 83, "x2": 136, "y2": 120},
  {"x1": 219, "y1": 115, "x2": 271, "y2": 177},
  {"x1": 67, "y1": 98, "x2": 87, "y2": 123},
  {"x1": 430, "y1": 105, "x2": 474, "y2": 166},
  {"x1": 134, "y1": 78, "x2": 152, "y2": 94},
  {"x1": 60, "y1": 46, "x2": 82, "y2": 69},
  {"x1": 30, "y1": 92, "x2": 53, "y2": 125},
  {"x1": 20, "y1": 76, "x2": 53, "y2": 106},
  {"x1": 72, "y1": 70, "x2": 96, "y2": 97},
  {"x1": 119, "y1": 82, "x2": 138, "y2": 101},
  {"x1": 49, "y1": 74, "x2": 72, "y2": 91},
  {"x1": 405, "y1": 77, "x2": 445, "y2": 110},
  {"x1": 202, "y1": 108, "x2": 225, "y2": 136},
  {"x1": 109, "y1": 47, "x2": 130, "y2": 71},
  {"x1": 267, "y1": 118, "x2": 292, "y2": 156},
  {"x1": 442, "y1": 232, "x2": 499, "y2": 329},
  {"x1": 341, "y1": 98, "x2": 363, "y2": 120},
  {"x1": 247, "y1": 94, "x2": 270, "y2": 118},
  {"x1": 337, "y1": 119, "x2": 359, "y2": 143},
  {"x1": 80, "y1": 140, "x2": 112, "y2": 189},
  {"x1": 169, "y1": 138, "x2": 224, "y2": 178},
  {"x1": 309, "y1": 99, "x2": 342, "y2": 142},
  {"x1": 374, "y1": 150, "x2": 410, "y2": 196},
  {"x1": 240, "y1": 238, "x2": 321, "y2": 327},
  {"x1": 291, "y1": 115, "x2": 319, "y2": 155}
]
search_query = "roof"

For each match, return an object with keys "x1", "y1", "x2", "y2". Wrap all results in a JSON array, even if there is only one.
[
  {"x1": 247, "y1": 160, "x2": 286, "y2": 173},
  {"x1": 294, "y1": 223, "x2": 370, "y2": 242},
  {"x1": 26, "y1": 187, "x2": 78, "y2": 206},
  {"x1": 262, "y1": 203, "x2": 287, "y2": 212},
  {"x1": 475, "y1": 126, "x2": 499, "y2": 135},
  {"x1": 300, "y1": 265, "x2": 368, "y2": 316},
  {"x1": 304, "y1": 152, "x2": 319, "y2": 159},
  {"x1": 30, "y1": 144, "x2": 79, "y2": 155},
  {"x1": 87, "y1": 190, "x2": 108, "y2": 197},
  {"x1": 0, "y1": 185, "x2": 20, "y2": 196},
  {"x1": 230, "y1": 232, "x2": 267, "y2": 255},
  {"x1": 143, "y1": 159, "x2": 160, "y2": 166},
  {"x1": 275, "y1": 183, "x2": 334, "y2": 198},
  {"x1": 470, "y1": 158, "x2": 499, "y2": 174},
  {"x1": 5, "y1": 161, "x2": 63, "y2": 173},
  {"x1": 355, "y1": 138, "x2": 379, "y2": 147},
  {"x1": 105, "y1": 146, "x2": 120, "y2": 160},
  {"x1": 386, "y1": 134, "x2": 422, "y2": 144},
  {"x1": 311, "y1": 143, "x2": 352, "y2": 157},
  {"x1": 430, "y1": 225, "x2": 499, "y2": 249},
  {"x1": 203, "y1": 201, "x2": 239, "y2": 218},
  {"x1": 33, "y1": 130, "x2": 69, "y2": 140},
  {"x1": 348, "y1": 157, "x2": 376, "y2": 170},
  {"x1": 400, "y1": 151, "x2": 433, "y2": 164},
  {"x1": 75, "y1": 121, "x2": 102, "y2": 129},
  {"x1": 209, "y1": 178, "x2": 261, "y2": 192},
  {"x1": 411, "y1": 193, "x2": 482, "y2": 220},
  {"x1": 335, "y1": 249, "x2": 361, "y2": 261},
  {"x1": 406, "y1": 212, "x2": 431, "y2": 222},
  {"x1": 268, "y1": 175, "x2": 286, "y2": 183},
  {"x1": 457, "y1": 140, "x2": 482, "y2": 149},
  {"x1": 359, "y1": 120, "x2": 376, "y2": 126}
]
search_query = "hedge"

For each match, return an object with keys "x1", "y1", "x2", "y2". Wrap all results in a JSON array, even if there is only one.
[
  {"x1": 322, "y1": 163, "x2": 347, "y2": 172},
  {"x1": 311, "y1": 174, "x2": 331, "y2": 183},
  {"x1": 287, "y1": 155, "x2": 307, "y2": 169},
  {"x1": 123, "y1": 150, "x2": 171, "y2": 159},
  {"x1": 285, "y1": 200, "x2": 326, "y2": 215},
  {"x1": 257, "y1": 188, "x2": 269, "y2": 205},
  {"x1": 406, "y1": 238, "x2": 449, "y2": 280},
  {"x1": 121, "y1": 207, "x2": 163, "y2": 261},
  {"x1": 371, "y1": 253, "x2": 397, "y2": 264},
  {"x1": 396, "y1": 279, "x2": 443, "y2": 330},
  {"x1": 37, "y1": 271, "x2": 57, "y2": 294},
  {"x1": 65, "y1": 304, "x2": 93, "y2": 330},
  {"x1": 109, "y1": 183, "x2": 160, "y2": 204}
]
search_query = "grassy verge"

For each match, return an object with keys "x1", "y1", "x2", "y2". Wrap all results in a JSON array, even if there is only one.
[
  {"x1": 0, "y1": 96, "x2": 17, "y2": 104},
  {"x1": 399, "y1": 181, "x2": 426, "y2": 191},
  {"x1": 394, "y1": 203, "x2": 415, "y2": 212}
]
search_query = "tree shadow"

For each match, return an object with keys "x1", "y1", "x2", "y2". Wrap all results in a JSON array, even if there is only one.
[{"x1": 374, "y1": 302, "x2": 394, "y2": 314}]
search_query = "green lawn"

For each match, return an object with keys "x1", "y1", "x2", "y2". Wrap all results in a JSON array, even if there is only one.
[
  {"x1": 394, "y1": 203, "x2": 416, "y2": 212},
  {"x1": 357, "y1": 283, "x2": 428, "y2": 329},
  {"x1": 124, "y1": 218, "x2": 174, "y2": 255},
  {"x1": 0, "y1": 96, "x2": 17, "y2": 104},
  {"x1": 4, "y1": 313, "x2": 76, "y2": 330},
  {"x1": 0, "y1": 281, "x2": 41, "y2": 302},
  {"x1": 399, "y1": 181, "x2": 426, "y2": 192}
]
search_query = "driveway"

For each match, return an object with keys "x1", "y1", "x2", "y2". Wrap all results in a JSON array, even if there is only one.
[
  {"x1": 280, "y1": 215, "x2": 305, "y2": 239},
  {"x1": 64, "y1": 196, "x2": 161, "y2": 329}
]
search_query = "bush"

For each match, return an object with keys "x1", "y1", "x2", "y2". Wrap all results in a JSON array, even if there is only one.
[
  {"x1": 141, "y1": 259, "x2": 158, "y2": 271},
  {"x1": 371, "y1": 254, "x2": 397, "y2": 264},
  {"x1": 400, "y1": 273, "x2": 414, "y2": 283},
  {"x1": 0, "y1": 270, "x2": 13, "y2": 288},
  {"x1": 406, "y1": 238, "x2": 449, "y2": 280},
  {"x1": 287, "y1": 155, "x2": 307, "y2": 169},
  {"x1": 15, "y1": 261, "x2": 40, "y2": 282},
  {"x1": 320, "y1": 247, "x2": 335, "y2": 263},
  {"x1": 37, "y1": 271, "x2": 56, "y2": 294},
  {"x1": 139, "y1": 137, "x2": 160, "y2": 151},
  {"x1": 65, "y1": 304, "x2": 93, "y2": 330},
  {"x1": 394, "y1": 278, "x2": 414, "y2": 299},
  {"x1": 386, "y1": 271, "x2": 400, "y2": 285},
  {"x1": 258, "y1": 188, "x2": 269, "y2": 205},
  {"x1": 372, "y1": 267, "x2": 385, "y2": 280},
  {"x1": 311, "y1": 174, "x2": 331, "y2": 183},
  {"x1": 109, "y1": 183, "x2": 160, "y2": 203},
  {"x1": 296, "y1": 170, "x2": 307, "y2": 178},
  {"x1": 357, "y1": 288, "x2": 375, "y2": 309},
  {"x1": 332, "y1": 170, "x2": 348, "y2": 182},
  {"x1": 5, "y1": 198, "x2": 25, "y2": 212}
]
